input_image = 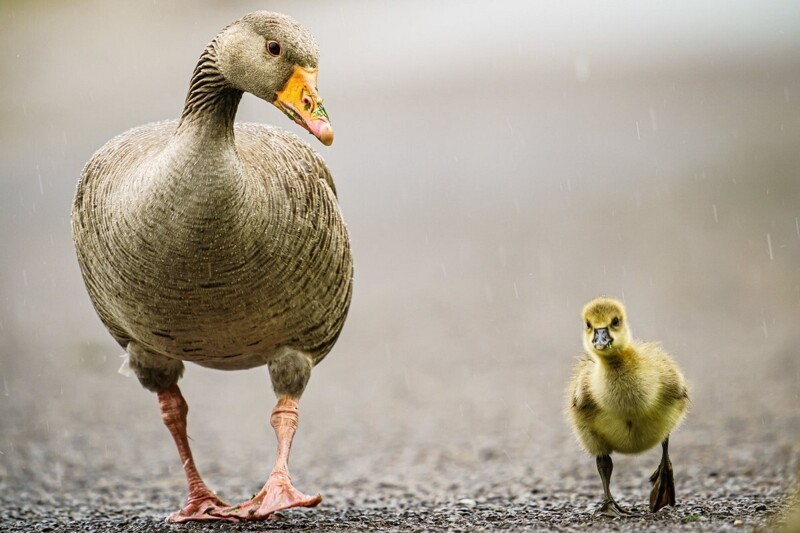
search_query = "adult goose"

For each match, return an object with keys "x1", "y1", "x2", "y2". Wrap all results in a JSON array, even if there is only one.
[{"x1": 72, "y1": 12, "x2": 352, "y2": 522}]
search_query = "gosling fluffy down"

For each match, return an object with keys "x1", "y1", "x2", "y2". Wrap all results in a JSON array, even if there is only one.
[{"x1": 566, "y1": 296, "x2": 689, "y2": 514}]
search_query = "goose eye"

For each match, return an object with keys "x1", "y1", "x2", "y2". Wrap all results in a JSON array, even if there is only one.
[
  {"x1": 266, "y1": 40, "x2": 282, "y2": 57},
  {"x1": 586, "y1": 321, "x2": 592, "y2": 330},
  {"x1": 611, "y1": 317, "x2": 620, "y2": 328}
]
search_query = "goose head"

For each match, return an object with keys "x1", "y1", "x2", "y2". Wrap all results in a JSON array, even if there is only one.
[
  {"x1": 582, "y1": 297, "x2": 631, "y2": 357},
  {"x1": 215, "y1": 12, "x2": 333, "y2": 145}
]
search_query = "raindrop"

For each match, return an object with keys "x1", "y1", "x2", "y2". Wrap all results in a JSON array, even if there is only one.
[
  {"x1": 712, "y1": 204, "x2": 718, "y2": 223},
  {"x1": 513, "y1": 282, "x2": 519, "y2": 300},
  {"x1": 635, "y1": 121, "x2": 641, "y2": 140},
  {"x1": 36, "y1": 165, "x2": 44, "y2": 195},
  {"x1": 649, "y1": 107, "x2": 658, "y2": 131},
  {"x1": 762, "y1": 320, "x2": 769, "y2": 339},
  {"x1": 795, "y1": 217, "x2": 799, "y2": 241},
  {"x1": 3, "y1": 377, "x2": 8, "y2": 397},
  {"x1": 766, "y1": 233, "x2": 774, "y2": 260}
]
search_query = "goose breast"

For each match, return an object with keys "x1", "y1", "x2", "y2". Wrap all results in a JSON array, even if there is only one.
[{"x1": 73, "y1": 120, "x2": 353, "y2": 370}]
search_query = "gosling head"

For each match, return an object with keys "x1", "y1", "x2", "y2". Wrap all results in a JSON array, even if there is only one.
[
  {"x1": 582, "y1": 296, "x2": 631, "y2": 357},
  {"x1": 215, "y1": 12, "x2": 333, "y2": 145}
]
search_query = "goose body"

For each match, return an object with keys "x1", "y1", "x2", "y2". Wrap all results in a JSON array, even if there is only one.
[
  {"x1": 71, "y1": 12, "x2": 351, "y2": 522},
  {"x1": 566, "y1": 297, "x2": 689, "y2": 516},
  {"x1": 74, "y1": 120, "x2": 351, "y2": 374}
]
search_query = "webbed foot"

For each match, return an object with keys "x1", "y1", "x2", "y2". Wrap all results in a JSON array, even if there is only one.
[
  {"x1": 595, "y1": 497, "x2": 636, "y2": 517},
  {"x1": 649, "y1": 460, "x2": 676, "y2": 512},
  {"x1": 216, "y1": 472, "x2": 321, "y2": 521},
  {"x1": 166, "y1": 491, "x2": 236, "y2": 523}
]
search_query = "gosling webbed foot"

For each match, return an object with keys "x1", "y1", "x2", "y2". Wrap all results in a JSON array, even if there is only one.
[
  {"x1": 595, "y1": 497, "x2": 636, "y2": 517},
  {"x1": 650, "y1": 438, "x2": 676, "y2": 512},
  {"x1": 649, "y1": 461, "x2": 676, "y2": 512}
]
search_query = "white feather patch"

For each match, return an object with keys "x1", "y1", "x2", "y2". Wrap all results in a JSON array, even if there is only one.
[{"x1": 118, "y1": 353, "x2": 134, "y2": 377}]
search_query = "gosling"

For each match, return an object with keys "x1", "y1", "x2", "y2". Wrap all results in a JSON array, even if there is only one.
[{"x1": 566, "y1": 296, "x2": 689, "y2": 516}]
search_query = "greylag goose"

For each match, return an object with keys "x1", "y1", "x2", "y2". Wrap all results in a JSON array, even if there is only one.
[
  {"x1": 566, "y1": 297, "x2": 689, "y2": 516},
  {"x1": 71, "y1": 11, "x2": 352, "y2": 523}
]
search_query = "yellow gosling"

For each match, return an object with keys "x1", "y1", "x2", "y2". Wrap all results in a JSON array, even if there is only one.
[{"x1": 566, "y1": 296, "x2": 689, "y2": 516}]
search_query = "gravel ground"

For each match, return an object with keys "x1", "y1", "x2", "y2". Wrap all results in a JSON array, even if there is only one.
[
  {"x1": 1, "y1": 368, "x2": 798, "y2": 532},
  {"x1": 2, "y1": 453, "x2": 797, "y2": 532}
]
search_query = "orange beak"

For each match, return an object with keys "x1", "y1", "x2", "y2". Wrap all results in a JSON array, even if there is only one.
[{"x1": 273, "y1": 66, "x2": 334, "y2": 146}]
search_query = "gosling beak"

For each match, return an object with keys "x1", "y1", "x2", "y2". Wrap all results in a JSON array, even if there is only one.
[
  {"x1": 273, "y1": 66, "x2": 334, "y2": 146},
  {"x1": 593, "y1": 328, "x2": 613, "y2": 350}
]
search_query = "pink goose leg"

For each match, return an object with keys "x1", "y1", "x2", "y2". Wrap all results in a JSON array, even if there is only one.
[
  {"x1": 157, "y1": 384, "x2": 233, "y2": 523},
  {"x1": 217, "y1": 397, "x2": 321, "y2": 520}
]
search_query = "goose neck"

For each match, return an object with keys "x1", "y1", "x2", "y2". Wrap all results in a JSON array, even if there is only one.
[{"x1": 175, "y1": 39, "x2": 243, "y2": 145}]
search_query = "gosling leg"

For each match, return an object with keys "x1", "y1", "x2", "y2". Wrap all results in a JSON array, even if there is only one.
[
  {"x1": 649, "y1": 437, "x2": 676, "y2": 512},
  {"x1": 595, "y1": 454, "x2": 634, "y2": 517}
]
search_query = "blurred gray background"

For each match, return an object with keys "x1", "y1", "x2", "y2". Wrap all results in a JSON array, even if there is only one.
[{"x1": 1, "y1": 0, "x2": 799, "y2": 527}]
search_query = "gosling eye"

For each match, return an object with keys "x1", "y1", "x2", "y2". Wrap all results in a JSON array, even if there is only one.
[
  {"x1": 586, "y1": 321, "x2": 592, "y2": 330},
  {"x1": 611, "y1": 317, "x2": 620, "y2": 328},
  {"x1": 266, "y1": 40, "x2": 282, "y2": 57}
]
